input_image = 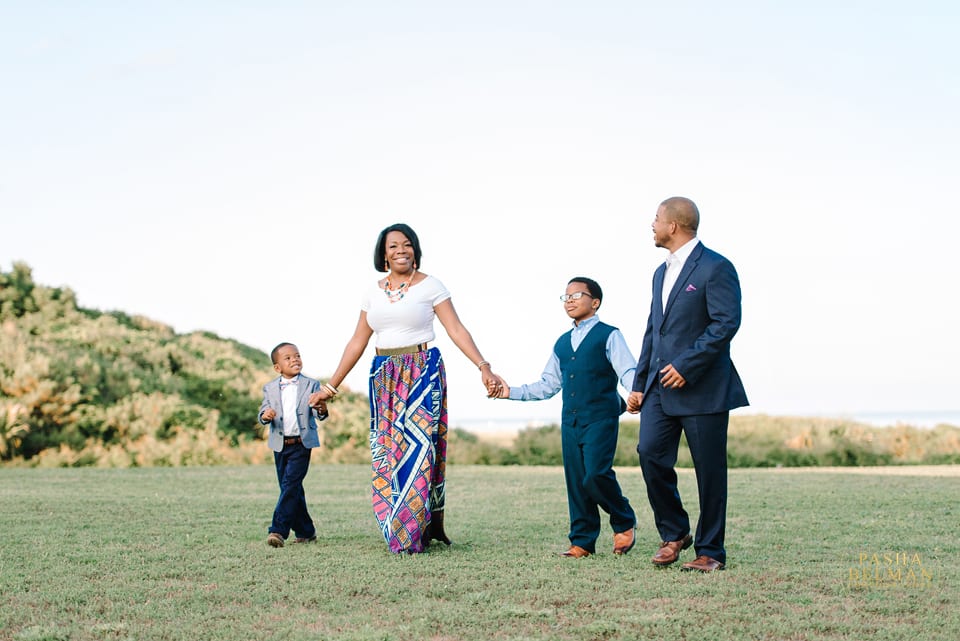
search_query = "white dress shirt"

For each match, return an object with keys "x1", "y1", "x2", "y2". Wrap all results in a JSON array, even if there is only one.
[
  {"x1": 280, "y1": 377, "x2": 300, "y2": 437},
  {"x1": 662, "y1": 238, "x2": 700, "y2": 312}
]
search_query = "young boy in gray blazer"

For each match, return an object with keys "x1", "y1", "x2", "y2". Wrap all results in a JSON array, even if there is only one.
[{"x1": 258, "y1": 342, "x2": 327, "y2": 547}]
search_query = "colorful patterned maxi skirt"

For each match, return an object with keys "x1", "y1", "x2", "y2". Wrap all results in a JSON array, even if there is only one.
[{"x1": 368, "y1": 347, "x2": 447, "y2": 554}]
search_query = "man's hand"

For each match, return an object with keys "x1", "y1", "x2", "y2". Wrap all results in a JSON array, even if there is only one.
[{"x1": 659, "y1": 364, "x2": 686, "y2": 389}]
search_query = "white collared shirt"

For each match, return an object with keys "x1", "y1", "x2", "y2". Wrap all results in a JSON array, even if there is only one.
[
  {"x1": 662, "y1": 237, "x2": 700, "y2": 312},
  {"x1": 280, "y1": 377, "x2": 300, "y2": 436}
]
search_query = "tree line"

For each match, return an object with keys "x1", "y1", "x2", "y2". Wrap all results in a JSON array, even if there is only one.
[{"x1": 3, "y1": 262, "x2": 958, "y2": 468}]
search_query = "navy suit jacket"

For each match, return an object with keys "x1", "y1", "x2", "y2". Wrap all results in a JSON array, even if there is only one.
[{"x1": 633, "y1": 242, "x2": 748, "y2": 416}]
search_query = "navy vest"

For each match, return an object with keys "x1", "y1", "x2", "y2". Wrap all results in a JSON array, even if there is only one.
[{"x1": 554, "y1": 321, "x2": 626, "y2": 425}]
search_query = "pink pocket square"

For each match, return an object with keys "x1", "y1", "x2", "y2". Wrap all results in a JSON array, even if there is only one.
[{"x1": 685, "y1": 284, "x2": 697, "y2": 292}]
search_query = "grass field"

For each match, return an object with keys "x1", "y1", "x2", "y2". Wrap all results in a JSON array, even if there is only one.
[{"x1": 1, "y1": 464, "x2": 957, "y2": 641}]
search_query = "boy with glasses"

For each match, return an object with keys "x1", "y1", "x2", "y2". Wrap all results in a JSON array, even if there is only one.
[{"x1": 496, "y1": 277, "x2": 637, "y2": 558}]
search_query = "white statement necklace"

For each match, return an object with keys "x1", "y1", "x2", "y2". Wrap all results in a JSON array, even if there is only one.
[{"x1": 383, "y1": 270, "x2": 416, "y2": 303}]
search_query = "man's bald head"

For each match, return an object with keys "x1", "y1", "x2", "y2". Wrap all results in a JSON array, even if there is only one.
[{"x1": 659, "y1": 196, "x2": 700, "y2": 234}]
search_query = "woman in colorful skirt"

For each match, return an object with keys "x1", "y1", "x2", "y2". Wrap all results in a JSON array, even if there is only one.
[{"x1": 309, "y1": 223, "x2": 504, "y2": 553}]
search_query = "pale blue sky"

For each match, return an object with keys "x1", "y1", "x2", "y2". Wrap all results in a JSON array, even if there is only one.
[{"x1": 2, "y1": 2, "x2": 958, "y2": 428}]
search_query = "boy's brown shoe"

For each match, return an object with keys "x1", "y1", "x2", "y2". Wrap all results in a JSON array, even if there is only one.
[
  {"x1": 267, "y1": 533, "x2": 284, "y2": 548},
  {"x1": 561, "y1": 545, "x2": 591, "y2": 558},
  {"x1": 612, "y1": 528, "x2": 636, "y2": 555}
]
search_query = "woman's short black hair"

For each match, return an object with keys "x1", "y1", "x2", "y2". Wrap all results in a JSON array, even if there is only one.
[
  {"x1": 374, "y1": 223, "x2": 422, "y2": 272},
  {"x1": 568, "y1": 276, "x2": 602, "y2": 308}
]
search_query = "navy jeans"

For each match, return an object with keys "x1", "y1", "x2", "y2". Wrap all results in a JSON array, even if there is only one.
[{"x1": 270, "y1": 440, "x2": 315, "y2": 540}]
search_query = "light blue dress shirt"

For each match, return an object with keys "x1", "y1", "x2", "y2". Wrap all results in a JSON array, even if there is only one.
[{"x1": 508, "y1": 315, "x2": 637, "y2": 401}]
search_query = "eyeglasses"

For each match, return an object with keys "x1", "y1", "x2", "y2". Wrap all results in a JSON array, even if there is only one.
[{"x1": 560, "y1": 292, "x2": 594, "y2": 302}]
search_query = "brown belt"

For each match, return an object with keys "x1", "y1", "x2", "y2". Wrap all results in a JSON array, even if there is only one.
[
  {"x1": 376, "y1": 343, "x2": 429, "y2": 356},
  {"x1": 283, "y1": 436, "x2": 301, "y2": 446}
]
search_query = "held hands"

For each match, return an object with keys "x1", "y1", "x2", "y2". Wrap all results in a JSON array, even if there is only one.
[
  {"x1": 308, "y1": 388, "x2": 332, "y2": 409},
  {"x1": 626, "y1": 391, "x2": 643, "y2": 414},
  {"x1": 484, "y1": 374, "x2": 510, "y2": 399},
  {"x1": 481, "y1": 369, "x2": 506, "y2": 399}
]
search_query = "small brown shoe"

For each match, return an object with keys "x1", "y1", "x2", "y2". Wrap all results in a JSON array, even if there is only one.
[
  {"x1": 293, "y1": 535, "x2": 317, "y2": 543},
  {"x1": 612, "y1": 528, "x2": 636, "y2": 555},
  {"x1": 267, "y1": 533, "x2": 284, "y2": 548},
  {"x1": 682, "y1": 555, "x2": 725, "y2": 572},
  {"x1": 651, "y1": 534, "x2": 692, "y2": 566},
  {"x1": 561, "y1": 545, "x2": 591, "y2": 558}
]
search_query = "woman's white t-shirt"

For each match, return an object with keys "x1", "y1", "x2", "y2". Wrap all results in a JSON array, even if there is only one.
[{"x1": 361, "y1": 275, "x2": 451, "y2": 349}]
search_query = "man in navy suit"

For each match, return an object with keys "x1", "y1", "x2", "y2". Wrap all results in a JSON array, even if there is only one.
[{"x1": 627, "y1": 196, "x2": 748, "y2": 572}]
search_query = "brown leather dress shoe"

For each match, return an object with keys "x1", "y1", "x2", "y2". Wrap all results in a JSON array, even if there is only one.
[
  {"x1": 293, "y1": 535, "x2": 317, "y2": 543},
  {"x1": 651, "y1": 533, "x2": 692, "y2": 566},
  {"x1": 266, "y1": 533, "x2": 284, "y2": 548},
  {"x1": 561, "y1": 545, "x2": 591, "y2": 558},
  {"x1": 612, "y1": 528, "x2": 636, "y2": 555},
  {"x1": 681, "y1": 555, "x2": 725, "y2": 572}
]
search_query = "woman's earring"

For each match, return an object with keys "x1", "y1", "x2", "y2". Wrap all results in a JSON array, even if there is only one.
[{"x1": 384, "y1": 260, "x2": 389, "y2": 270}]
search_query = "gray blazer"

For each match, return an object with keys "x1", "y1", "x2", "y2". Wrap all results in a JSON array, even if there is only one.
[{"x1": 258, "y1": 375, "x2": 326, "y2": 452}]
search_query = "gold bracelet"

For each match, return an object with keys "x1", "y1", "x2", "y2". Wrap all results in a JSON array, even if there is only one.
[
  {"x1": 322, "y1": 383, "x2": 339, "y2": 396},
  {"x1": 476, "y1": 360, "x2": 491, "y2": 370}
]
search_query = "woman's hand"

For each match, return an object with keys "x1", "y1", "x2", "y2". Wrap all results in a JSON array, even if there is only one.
[{"x1": 308, "y1": 388, "x2": 332, "y2": 408}]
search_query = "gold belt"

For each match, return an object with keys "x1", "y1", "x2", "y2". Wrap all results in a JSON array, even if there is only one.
[{"x1": 375, "y1": 343, "x2": 429, "y2": 356}]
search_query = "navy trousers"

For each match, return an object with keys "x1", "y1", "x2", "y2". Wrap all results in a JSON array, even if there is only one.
[
  {"x1": 270, "y1": 440, "x2": 315, "y2": 540},
  {"x1": 637, "y1": 385, "x2": 728, "y2": 563},
  {"x1": 561, "y1": 416, "x2": 636, "y2": 553}
]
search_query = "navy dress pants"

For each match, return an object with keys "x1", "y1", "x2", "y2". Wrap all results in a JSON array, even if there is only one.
[
  {"x1": 270, "y1": 440, "x2": 315, "y2": 540},
  {"x1": 637, "y1": 385, "x2": 729, "y2": 563},
  {"x1": 561, "y1": 416, "x2": 636, "y2": 553}
]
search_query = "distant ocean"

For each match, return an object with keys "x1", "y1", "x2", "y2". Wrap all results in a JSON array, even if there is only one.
[{"x1": 454, "y1": 411, "x2": 960, "y2": 434}]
